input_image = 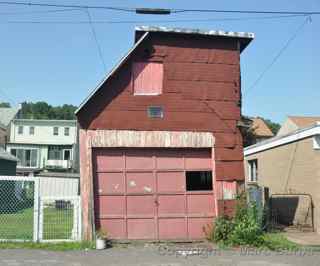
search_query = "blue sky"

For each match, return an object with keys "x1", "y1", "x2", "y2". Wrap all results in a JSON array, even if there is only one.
[{"x1": 0, "y1": 0, "x2": 319, "y2": 123}]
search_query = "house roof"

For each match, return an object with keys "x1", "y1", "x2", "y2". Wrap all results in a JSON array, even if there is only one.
[
  {"x1": 244, "y1": 122, "x2": 320, "y2": 156},
  {"x1": 75, "y1": 26, "x2": 254, "y2": 115},
  {"x1": 0, "y1": 107, "x2": 19, "y2": 127},
  {"x1": 0, "y1": 147, "x2": 18, "y2": 162},
  {"x1": 135, "y1": 26, "x2": 254, "y2": 52},
  {"x1": 251, "y1": 118, "x2": 274, "y2": 137},
  {"x1": 288, "y1": 116, "x2": 320, "y2": 129}
]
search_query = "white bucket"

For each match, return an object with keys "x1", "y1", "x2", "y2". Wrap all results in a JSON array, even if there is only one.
[{"x1": 96, "y1": 238, "x2": 106, "y2": 250}]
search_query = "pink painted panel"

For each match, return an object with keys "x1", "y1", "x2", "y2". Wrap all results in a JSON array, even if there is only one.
[
  {"x1": 158, "y1": 218, "x2": 186, "y2": 239},
  {"x1": 99, "y1": 219, "x2": 125, "y2": 239},
  {"x1": 126, "y1": 150, "x2": 154, "y2": 170},
  {"x1": 95, "y1": 150, "x2": 124, "y2": 171},
  {"x1": 156, "y1": 150, "x2": 184, "y2": 169},
  {"x1": 126, "y1": 172, "x2": 154, "y2": 193},
  {"x1": 187, "y1": 194, "x2": 215, "y2": 216},
  {"x1": 98, "y1": 196, "x2": 125, "y2": 216},
  {"x1": 127, "y1": 195, "x2": 155, "y2": 216},
  {"x1": 133, "y1": 62, "x2": 163, "y2": 95},
  {"x1": 185, "y1": 149, "x2": 212, "y2": 169},
  {"x1": 127, "y1": 219, "x2": 156, "y2": 239},
  {"x1": 188, "y1": 218, "x2": 212, "y2": 239},
  {"x1": 158, "y1": 195, "x2": 185, "y2": 216},
  {"x1": 96, "y1": 172, "x2": 125, "y2": 194},
  {"x1": 157, "y1": 171, "x2": 185, "y2": 192}
]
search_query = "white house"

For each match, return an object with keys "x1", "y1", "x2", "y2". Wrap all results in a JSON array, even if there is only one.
[{"x1": 6, "y1": 119, "x2": 78, "y2": 175}]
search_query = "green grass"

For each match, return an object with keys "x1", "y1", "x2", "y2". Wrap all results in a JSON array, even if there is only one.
[
  {"x1": 0, "y1": 205, "x2": 74, "y2": 241},
  {"x1": 0, "y1": 241, "x2": 95, "y2": 251},
  {"x1": 262, "y1": 233, "x2": 301, "y2": 251}
]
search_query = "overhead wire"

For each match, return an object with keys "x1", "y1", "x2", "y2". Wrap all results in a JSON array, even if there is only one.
[{"x1": 243, "y1": 16, "x2": 312, "y2": 98}]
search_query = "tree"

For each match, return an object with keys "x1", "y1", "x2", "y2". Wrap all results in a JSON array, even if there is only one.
[
  {"x1": 0, "y1": 102, "x2": 11, "y2": 108},
  {"x1": 261, "y1": 118, "x2": 281, "y2": 135},
  {"x1": 20, "y1": 101, "x2": 77, "y2": 120}
]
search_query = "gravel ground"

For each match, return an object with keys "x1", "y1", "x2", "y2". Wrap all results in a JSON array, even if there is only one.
[{"x1": 0, "y1": 244, "x2": 319, "y2": 266}]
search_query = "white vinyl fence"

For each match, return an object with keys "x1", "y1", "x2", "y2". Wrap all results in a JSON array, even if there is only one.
[{"x1": 0, "y1": 176, "x2": 81, "y2": 242}]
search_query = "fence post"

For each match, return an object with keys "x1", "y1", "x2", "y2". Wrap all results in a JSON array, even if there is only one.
[{"x1": 33, "y1": 177, "x2": 40, "y2": 242}]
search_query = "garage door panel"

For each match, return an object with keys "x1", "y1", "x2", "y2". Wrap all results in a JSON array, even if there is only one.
[
  {"x1": 158, "y1": 195, "x2": 185, "y2": 216},
  {"x1": 95, "y1": 150, "x2": 124, "y2": 171},
  {"x1": 156, "y1": 150, "x2": 184, "y2": 169},
  {"x1": 127, "y1": 172, "x2": 155, "y2": 193},
  {"x1": 157, "y1": 172, "x2": 185, "y2": 192},
  {"x1": 127, "y1": 219, "x2": 156, "y2": 239},
  {"x1": 97, "y1": 196, "x2": 125, "y2": 217},
  {"x1": 96, "y1": 172, "x2": 125, "y2": 194},
  {"x1": 188, "y1": 218, "x2": 212, "y2": 239},
  {"x1": 100, "y1": 219, "x2": 126, "y2": 239},
  {"x1": 158, "y1": 218, "x2": 186, "y2": 239},
  {"x1": 187, "y1": 194, "x2": 215, "y2": 215},
  {"x1": 185, "y1": 149, "x2": 212, "y2": 170},
  {"x1": 126, "y1": 150, "x2": 154, "y2": 169},
  {"x1": 127, "y1": 195, "x2": 155, "y2": 216}
]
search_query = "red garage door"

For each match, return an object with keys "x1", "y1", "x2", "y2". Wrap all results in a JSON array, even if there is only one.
[{"x1": 93, "y1": 148, "x2": 215, "y2": 240}]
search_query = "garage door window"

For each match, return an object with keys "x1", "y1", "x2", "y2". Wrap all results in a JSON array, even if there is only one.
[{"x1": 186, "y1": 171, "x2": 212, "y2": 191}]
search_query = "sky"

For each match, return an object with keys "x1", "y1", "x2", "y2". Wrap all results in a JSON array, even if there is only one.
[{"x1": 0, "y1": 0, "x2": 319, "y2": 123}]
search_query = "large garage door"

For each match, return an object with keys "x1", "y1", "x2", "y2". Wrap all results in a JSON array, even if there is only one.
[{"x1": 93, "y1": 148, "x2": 215, "y2": 240}]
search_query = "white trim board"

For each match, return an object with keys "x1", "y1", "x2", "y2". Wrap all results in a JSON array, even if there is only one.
[{"x1": 244, "y1": 124, "x2": 320, "y2": 156}]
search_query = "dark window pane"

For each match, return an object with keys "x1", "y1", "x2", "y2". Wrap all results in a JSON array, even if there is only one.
[{"x1": 186, "y1": 171, "x2": 212, "y2": 191}]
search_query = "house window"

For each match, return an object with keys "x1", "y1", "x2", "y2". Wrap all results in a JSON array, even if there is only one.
[
  {"x1": 148, "y1": 106, "x2": 163, "y2": 118},
  {"x1": 186, "y1": 171, "x2": 213, "y2": 191},
  {"x1": 133, "y1": 62, "x2": 163, "y2": 95},
  {"x1": 29, "y1": 126, "x2": 35, "y2": 135},
  {"x1": 248, "y1": 159, "x2": 258, "y2": 182},
  {"x1": 18, "y1": 126, "x2": 23, "y2": 135},
  {"x1": 48, "y1": 146, "x2": 63, "y2": 160},
  {"x1": 53, "y1": 127, "x2": 59, "y2": 136},
  {"x1": 10, "y1": 148, "x2": 38, "y2": 167},
  {"x1": 64, "y1": 127, "x2": 70, "y2": 136}
]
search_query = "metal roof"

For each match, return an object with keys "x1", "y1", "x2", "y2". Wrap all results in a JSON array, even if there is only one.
[
  {"x1": 135, "y1": 25, "x2": 254, "y2": 39},
  {"x1": 0, "y1": 147, "x2": 18, "y2": 162}
]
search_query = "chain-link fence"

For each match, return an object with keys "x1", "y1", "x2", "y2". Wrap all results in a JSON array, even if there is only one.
[
  {"x1": 39, "y1": 197, "x2": 81, "y2": 242},
  {"x1": 0, "y1": 177, "x2": 35, "y2": 241},
  {"x1": 0, "y1": 176, "x2": 81, "y2": 242}
]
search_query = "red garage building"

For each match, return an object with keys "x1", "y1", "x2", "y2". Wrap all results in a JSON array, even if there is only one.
[{"x1": 76, "y1": 26, "x2": 254, "y2": 241}]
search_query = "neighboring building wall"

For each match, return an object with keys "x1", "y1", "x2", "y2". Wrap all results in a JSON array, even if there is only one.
[
  {"x1": 245, "y1": 137, "x2": 320, "y2": 232},
  {"x1": 9, "y1": 120, "x2": 77, "y2": 145},
  {"x1": 0, "y1": 127, "x2": 6, "y2": 147},
  {"x1": 0, "y1": 159, "x2": 17, "y2": 175},
  {"x1": 277, "y1": 118, "x2": 299, "y2": 136}
]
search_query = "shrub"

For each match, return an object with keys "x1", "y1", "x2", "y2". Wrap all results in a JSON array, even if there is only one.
[{"x1": 209, "y1": 194, "x2": 265, "y2": 247}]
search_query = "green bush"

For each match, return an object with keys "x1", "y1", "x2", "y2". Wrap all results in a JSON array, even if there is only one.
[{"x1": 209, "y1": 194, "x2": 265, "y2": 247}]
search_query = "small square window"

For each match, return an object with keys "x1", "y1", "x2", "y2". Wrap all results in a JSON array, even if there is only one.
[
  {"x1": 64, "y1": 127, "x2": 70, "y2": 136},
  {"x1": 18, "y1": 126, "x2": 23, "y2": 135},
  {"x1": 148, "y1": 106, "x2": 163, "y2": 118},
  {"x1": 186, "y1": 171, "x2": 213, "y2": 191},
  {"x1": 248, "y1": 159, "x2": 258, "y2": 182},
  {"x1": 29, "y1": 126, "x2": 35, "y2": 135},
  {"x1": 53, "y1": 127, "x2": 59, "y2": 136}
]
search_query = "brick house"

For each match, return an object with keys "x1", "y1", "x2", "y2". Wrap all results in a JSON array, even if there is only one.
[{"x1": 76, "y1": 26, "x2": 254, "y2": 240}]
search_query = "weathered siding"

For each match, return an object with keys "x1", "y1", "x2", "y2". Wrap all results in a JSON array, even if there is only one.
[{"x1": 245, "y1": 137, "x2": 320, "y2": 231}]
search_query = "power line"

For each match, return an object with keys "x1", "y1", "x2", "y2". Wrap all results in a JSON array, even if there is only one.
[
  {"x1": 0, "y1": 8, "x2": 81, "y2": 15},
  {"x1": 85, "y1": 8, "x2": 106, "y2": 71},
  {"x1": 0, "y1": 1, "x2": 319, "y2": 15},
  {"x1": 243, "y1": 16, "x2": 311, "y2": 98},
  {"x1": 0, "y1": 14, "x2": 309, "y2": 24}
]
